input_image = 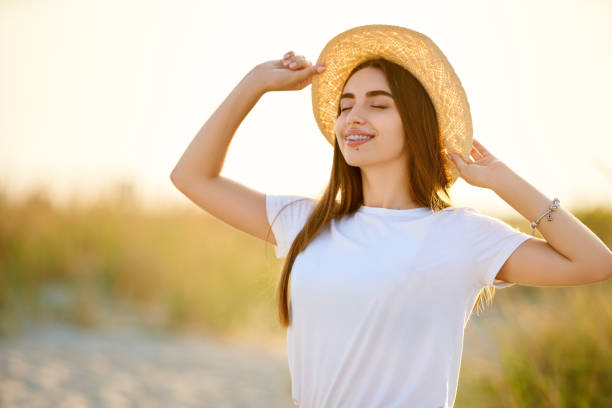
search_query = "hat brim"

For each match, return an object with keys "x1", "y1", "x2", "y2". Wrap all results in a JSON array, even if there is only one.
[{"x1": 311, "y1": 24, "x2": 473, "y2": 187}]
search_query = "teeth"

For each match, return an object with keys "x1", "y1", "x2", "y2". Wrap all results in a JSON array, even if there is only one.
[{"x1": 346, "y1": 135, "x2": 373, "y2": 141}]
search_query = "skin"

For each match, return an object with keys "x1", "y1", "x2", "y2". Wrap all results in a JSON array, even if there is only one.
[
  {"x1": 172, "y1": 47, "x2": 612, "y2": 284},
  {"x1": 334, "y1": 67, "x2": 421, "y2": 210},
  {"x1": 274, "y1": 53, "x2": 612, "y2": 283}
]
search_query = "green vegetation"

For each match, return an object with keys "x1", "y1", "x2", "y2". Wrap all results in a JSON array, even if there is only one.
[{"x1": 1, "y1": 182, "x2": 610, "y2": 405}]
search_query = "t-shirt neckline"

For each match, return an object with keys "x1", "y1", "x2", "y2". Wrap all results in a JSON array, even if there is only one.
[{"x1": 357, "y1": 205, "x2": 433, "y2": 216}]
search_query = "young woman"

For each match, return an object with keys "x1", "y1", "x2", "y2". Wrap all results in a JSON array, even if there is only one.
[{"x1": 171, "y1": 25, "x2": 612, "y2": 408}]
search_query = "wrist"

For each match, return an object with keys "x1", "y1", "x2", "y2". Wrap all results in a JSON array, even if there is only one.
[
  {"x1": 486, "y1": 160, "x2": 512, "y2": 191},
  {"x1": 244, "y1": 66, "x2": 270, "y2": 95}
]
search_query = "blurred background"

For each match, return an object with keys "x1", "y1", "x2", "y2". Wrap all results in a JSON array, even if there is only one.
[{"x1": 1, "y1": 0, "x2": 611, "y2": 407}]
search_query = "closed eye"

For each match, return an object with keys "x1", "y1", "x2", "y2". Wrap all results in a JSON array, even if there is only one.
[{"x1": 340, "y1": 105, "x2": 387, "y2": 112}]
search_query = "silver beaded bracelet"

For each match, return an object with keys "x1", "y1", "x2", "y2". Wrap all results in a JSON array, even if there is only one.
[{"x1": 530, "y1": 198, "x2": 560, "y2": 236}]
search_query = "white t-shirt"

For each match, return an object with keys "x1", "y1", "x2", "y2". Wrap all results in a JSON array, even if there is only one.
[{"x1": 265, "y1": 193, "x2": 533, "y2": 408}]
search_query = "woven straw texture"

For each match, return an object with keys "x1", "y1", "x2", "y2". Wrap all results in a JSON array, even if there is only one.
[{"x1": 311, "y1": 24, "x2": 473, "y2": 186}]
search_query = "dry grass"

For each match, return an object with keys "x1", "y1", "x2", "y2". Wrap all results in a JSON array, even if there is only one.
[{"x1": 1, "y1": 182, "x2": 610, "y2": 404}]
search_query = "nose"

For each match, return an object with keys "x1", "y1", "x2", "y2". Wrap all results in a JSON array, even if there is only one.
[{"x1": 345, "y1": 104, "x2": 366, "y2": 124}]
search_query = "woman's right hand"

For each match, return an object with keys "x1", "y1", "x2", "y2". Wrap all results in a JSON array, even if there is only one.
[{"x1": 251, "y1": 51, "x2": 326, "y2": 93}]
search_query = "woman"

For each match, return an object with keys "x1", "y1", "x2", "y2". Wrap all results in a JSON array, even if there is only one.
[{"x1": 170, "y1": 25, "x2": 612, "y2": 408}]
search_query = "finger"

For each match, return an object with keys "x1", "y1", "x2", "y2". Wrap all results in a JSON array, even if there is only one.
[
  {"x1": 471, "y1": 145, "x2": 483, "y2": 160},
  {"x1": 283, "y1": 50, "x2": 294, "y2": 59},
  {"x1": 447, "y1": 152, "x2": 465, "y2": 172},
  {"x1": 290, "y1": 55, "x2": 306, "y2": 64},
  {"x1": 462, "y1": 152, "x2": 475, "y2": 165},
  {"x1": 288, "y1": 57, "x2": 311, "y2": 70},
  {"x1": 296, "y1": 64, "x2": 325, "y2": 78},
  {"x1": 472, "y1": 139, "x2": 491, "y2": 155},
  {"x1": 283, "y1": 54, "x2": 302, "y2": 62},
  {"x1": 283, "y1": 55, "x2": 303, "y2": 67}
]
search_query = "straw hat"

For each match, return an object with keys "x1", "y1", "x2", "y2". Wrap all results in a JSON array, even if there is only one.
[{"x1": 311, "y1": 24, "x2": 473, "y2": 186}]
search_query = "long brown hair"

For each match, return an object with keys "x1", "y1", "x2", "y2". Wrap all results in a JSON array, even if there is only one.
[{"x1": 268, "y1": 57, "x2": 495, "y2": 329}]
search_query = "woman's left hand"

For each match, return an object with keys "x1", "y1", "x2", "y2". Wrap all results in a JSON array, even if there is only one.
[{"x1": 447, "y1": 138, "x2": 506, "y2": 189}]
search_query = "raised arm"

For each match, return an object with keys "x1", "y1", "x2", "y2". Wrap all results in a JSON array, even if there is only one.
[{"x1": 170, "y1": 52, "x2": 325, "y2": 245}]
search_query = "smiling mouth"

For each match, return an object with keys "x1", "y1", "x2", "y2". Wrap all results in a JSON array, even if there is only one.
[
  {"x1": 346, "y1": 136, "x2": 374, "y2": 147},
  {"x1": 345, "y1": 133, "x2": 375, "y2": 140}
]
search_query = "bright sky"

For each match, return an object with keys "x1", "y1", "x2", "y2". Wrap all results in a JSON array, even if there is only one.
[{"x1": 1, "y1": 0, "x2": 611, "y2": 218}]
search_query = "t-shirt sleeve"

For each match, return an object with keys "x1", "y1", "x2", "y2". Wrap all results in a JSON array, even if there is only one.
[
  {"x1": 461, "y1": 207, "x2": 533, "y2": 289},
  {"x1": 265, "y1": 193, "x2": 316, "y2": 259}
]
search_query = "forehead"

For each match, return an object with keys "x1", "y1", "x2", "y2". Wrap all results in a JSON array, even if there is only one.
[{"x1": 341, "y1": 68, "x2": 393, "y2": 100}]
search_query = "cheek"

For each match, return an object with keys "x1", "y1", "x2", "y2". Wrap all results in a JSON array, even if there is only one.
[
  {"x1": 379, "y1": 120, "x2": 404, "y2": 142},
  {"x1": 334, "y1": 128, "x2": 342, "y2": 145},
  {"x1": 378, "y1": 129, "x2": 406, "y2": 154},
  {"x1": 334, "y1": 119, "x2": 342, "y2": 135}
]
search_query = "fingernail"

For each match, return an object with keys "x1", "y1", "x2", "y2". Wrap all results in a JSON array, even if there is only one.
[{"x1": 316, "y1": 65, "x2": 325, "y2": 73}]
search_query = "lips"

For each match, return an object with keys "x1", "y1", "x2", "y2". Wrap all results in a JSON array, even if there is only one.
[
  {"x1": 346, "y1": 137, "x2": 374, "y2": 147},
  {"x1": 345, "y1": 129, "x2": 375, "y2": 138}
]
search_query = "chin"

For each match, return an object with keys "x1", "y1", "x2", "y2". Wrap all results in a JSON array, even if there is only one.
[{"x1": 343, "y1": 154, "x2": 376, "y2": 168}]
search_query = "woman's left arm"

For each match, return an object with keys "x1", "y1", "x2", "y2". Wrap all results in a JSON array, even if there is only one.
[{"x1": 448, "y1": 138, "x2": 612, "y2": 286}]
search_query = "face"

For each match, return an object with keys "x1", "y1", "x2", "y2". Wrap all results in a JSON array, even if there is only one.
[{"x1": 334, "y1": 66, "x2": 406, "y2": 168}]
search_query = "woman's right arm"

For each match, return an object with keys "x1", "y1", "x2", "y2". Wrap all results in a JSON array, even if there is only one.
[{"x1": 170, "y1": 53, "x2": 324, "y2": 245}]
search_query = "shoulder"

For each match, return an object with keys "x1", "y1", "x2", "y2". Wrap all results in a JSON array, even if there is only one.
[
  {"x1": 429, "y1": 206, "x2": 469, "y2": 231},
  {"x1": 265, "y1": 194, "x2": 317, "y2": 222},
  {"x1": 433, "y1": 205, "x2": 498, "y2": 232},
  {"x1": 447, "y1": 206, "x2": 525, "y2": 241},
  {"x1": 433, "y1": 205, "x2": 473, "y2": 220},
  {"x1": 438, "y1": 205, "x2": 494, "y2": 220},
  {"x1": 266, "y1": 194, "x2": 316, "y2": 210}
]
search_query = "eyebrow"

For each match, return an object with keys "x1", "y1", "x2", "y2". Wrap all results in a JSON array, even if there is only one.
[{"x1": 340, "y1": 90, "x2": 394, "y2": 101}]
